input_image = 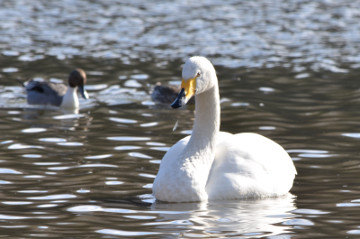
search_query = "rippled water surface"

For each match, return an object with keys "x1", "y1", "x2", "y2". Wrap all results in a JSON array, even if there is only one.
[{"x1": 1, "y1": 0, "x2": 360, "y2": 238}]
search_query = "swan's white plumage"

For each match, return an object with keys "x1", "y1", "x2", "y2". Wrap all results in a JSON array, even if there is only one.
[
  {"x1": 207, "y1": 132, "x2": 296, "y2": 200},
  {"x1": 152, "y1": 56, "x2": 296, "y2": 202}
]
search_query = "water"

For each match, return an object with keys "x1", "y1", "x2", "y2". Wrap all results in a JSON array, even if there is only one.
[{"x1": 1, "y1": 0, "x2": 360, "y2": 238}]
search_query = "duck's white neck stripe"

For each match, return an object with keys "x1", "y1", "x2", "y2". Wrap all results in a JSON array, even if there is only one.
[{"x1": 60, "y1": 86, "x2": 79, "y2": 109}]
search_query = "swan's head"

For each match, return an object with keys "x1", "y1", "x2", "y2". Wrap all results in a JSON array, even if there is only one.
[
  {"x1": 68, "y1": 68, "x2": 89, "y2": 99},
  {"x1": 171, "y1": 56, "x2": 216, "y2": 108}
]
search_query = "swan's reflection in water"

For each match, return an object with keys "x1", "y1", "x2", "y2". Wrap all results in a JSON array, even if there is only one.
[{"x1": 150, "y1": 194, "x2": 296, "y2": 237}]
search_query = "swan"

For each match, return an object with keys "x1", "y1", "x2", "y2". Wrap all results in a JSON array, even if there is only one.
[
  {"x1": 152, "y1": 56, "x2": 296, "y2": 202},
  {"x1": 24, "y1": 68, "x2": 89, "y2": 109}
]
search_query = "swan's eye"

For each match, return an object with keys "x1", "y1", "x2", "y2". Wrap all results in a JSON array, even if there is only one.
[{"x1": 196, "y1": 72, "x2": 200, "y2": 77}]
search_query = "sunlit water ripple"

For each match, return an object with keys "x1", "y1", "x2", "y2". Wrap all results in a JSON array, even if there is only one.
[
  {"x1": 1, "y1": 0, "x2": 360, "y2": 70},
  {"x1": 1, "y1": 0, "x2": 360, "y2": 238}
]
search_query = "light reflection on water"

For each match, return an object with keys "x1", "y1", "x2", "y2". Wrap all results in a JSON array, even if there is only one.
[
  {"x1": 64, "y1": 195, "x2": 297, "y2": 238},
  {"x1": 1, "y1": 0, "x2": 360, "y2": 71},
  {"x1": 1, "y1": 64, "x2": 360, "y2": 237},
  {"x1": 1, "y1": 0, "x2": 360, "y2": 238}
]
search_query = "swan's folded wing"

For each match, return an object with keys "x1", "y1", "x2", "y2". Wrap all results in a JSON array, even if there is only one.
[{"x1": 206, "y1": 132, "x2": 296, "y2": 200}]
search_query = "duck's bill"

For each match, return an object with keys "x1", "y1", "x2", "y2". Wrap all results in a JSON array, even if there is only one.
[
  {"x1": 79, "y1": 85, "x2": 89, "y2": 99},
  {"x1": 171, "y1": 77, "x2": 196, "y2": 109}
]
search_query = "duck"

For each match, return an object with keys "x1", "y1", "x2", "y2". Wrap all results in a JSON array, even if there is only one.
[
  {"x1": 151, "y1": 82, "x2": 195, "y2": 104},
  {"x1": 152, "y1": 56, "x2": 297, "y2": 202},
  {"x1": 24, "y1": 68, "x2": 88, "y2": 109}
]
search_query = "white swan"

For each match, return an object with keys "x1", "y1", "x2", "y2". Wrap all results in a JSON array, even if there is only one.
[{"x1": 152, "y1": 56, "x2": 296, "y2": 202}]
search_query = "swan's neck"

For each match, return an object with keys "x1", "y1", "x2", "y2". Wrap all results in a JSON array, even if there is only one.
[
  {"x1": 177, "y1": 82, "x2": 220, "y2": 200},
  {"x1": 153, "y1": 79, "x2": 221, "y2": 202},
  {"x1": 186, "y1": 84, "x2": 220, "y2": 159},
  {"x1": 61, "y1": 87, "x2": 79, "y2": 109}
]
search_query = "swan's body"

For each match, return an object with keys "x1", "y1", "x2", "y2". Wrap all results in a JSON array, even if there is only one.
[
  {"x1": 25, "y1": 69, "x2": 88, "y2": 109},
  {"x1": 152, "y1": 56, "x2": 296, "y2": 202}
]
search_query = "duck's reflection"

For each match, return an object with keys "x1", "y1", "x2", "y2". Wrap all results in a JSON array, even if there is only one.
[
  {"x1": 150, "y1": 194, "x2": 296, "y2": 237},
  {"x1": 19, "y1": 106, "x2": 93, "y2": 133}
]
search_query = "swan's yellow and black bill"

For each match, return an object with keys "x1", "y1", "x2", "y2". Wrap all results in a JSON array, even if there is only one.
[{"x1": 171, "y1": 77, "x2": 196, "y2": 109}]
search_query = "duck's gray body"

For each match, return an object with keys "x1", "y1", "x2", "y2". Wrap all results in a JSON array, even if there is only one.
[
  {"x1": 152, "y1": 83, "x2": 195, "y2": 104},
  {"x1": 151, "y1": 84, "x2": 180, "y2": 104},
  {"x1": 26, "y1": 80, "x2": 67, "y2": 106}
]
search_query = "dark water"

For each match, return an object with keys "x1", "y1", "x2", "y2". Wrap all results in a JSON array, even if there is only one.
[{"x1": 1, "y1": 0, "x2": 360, "y2": 238}]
